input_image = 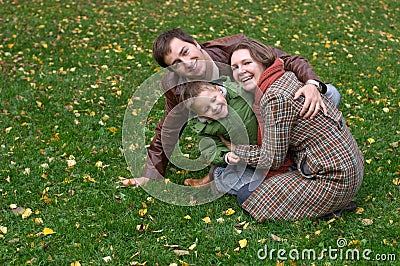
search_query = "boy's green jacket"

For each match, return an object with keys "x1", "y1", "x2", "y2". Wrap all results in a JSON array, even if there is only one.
[{"x1": 190, "y1": 79, "x2": 258, "y2": 166}]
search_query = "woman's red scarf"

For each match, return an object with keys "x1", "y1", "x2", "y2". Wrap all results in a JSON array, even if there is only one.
[{"x1": 252, "y1": 58, "x2": 293, "y2": 178}]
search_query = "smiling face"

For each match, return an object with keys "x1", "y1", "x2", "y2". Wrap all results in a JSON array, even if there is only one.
[
  {"x1": 163, "y1": 37, "x2": 209, "y2": 79},
  {"x1": 189, "y1": 86, "x2": 228, "y2": 120},
  {"x1": 230, "y1": 49, "x2": 266, "y2": 93}
]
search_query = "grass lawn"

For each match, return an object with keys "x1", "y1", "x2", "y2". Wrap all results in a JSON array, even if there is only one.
[{"x1": 1, "y1": 0, "x2": 399, "y2": 265}]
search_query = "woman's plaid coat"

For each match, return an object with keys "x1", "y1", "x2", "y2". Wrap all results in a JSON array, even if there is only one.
[{"x1": 234, "y1": 71, "x2": 364, "y2": 221}]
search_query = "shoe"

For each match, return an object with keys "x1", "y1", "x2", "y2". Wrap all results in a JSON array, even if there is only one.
[
  {"x1": 320, "y1": 201, "x2": 358, "y2": 220},
  {"x1": 184, "y1": 174, "x2": 211, "y2": 187}
]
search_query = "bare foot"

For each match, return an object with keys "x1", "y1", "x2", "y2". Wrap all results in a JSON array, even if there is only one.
[{"x1": 122, "y1": 177, "x2": 149, "y2": 187}]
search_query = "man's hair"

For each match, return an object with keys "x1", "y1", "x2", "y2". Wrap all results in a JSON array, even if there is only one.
[
  {"x1": 230, "y1": 38, "x2": 277, "y2": 68},
  {"x1": 179, "y1": 81, "x2": 216, "y2": 110},
  {"x1": 152, "y1": 28, "x2": 197, "y2": 68}
]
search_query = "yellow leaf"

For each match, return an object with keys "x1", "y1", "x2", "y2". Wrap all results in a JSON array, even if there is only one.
[
  {"x1": 8, "y1": 43, "x2": 14, "y2": 49},
  {"x1": 376, "y1": 66, "x2": 382, "y2": 72},
  {"x1": 238, "y1": 239, "x2": 247, "y2": 248},
  {"x1": 223, "y1": 208, "x2": 235, "y2": 216},
  {"x1": 183, "y1": 215, "x2": 191, "y2": 219},
  {"x1": 202, "y1": 217, "x2": 211, "y2": 224},
  {"x1": 127, "y1": 55, "x2": 135, "y2": 60},
  {"x1": 41, "y1": 42, "x2": 48, "y2": 48},
  {"x1": 315, "y1": 230, "x2": 321, "y2": 236},
  {"x1": 138, "y1": 209, "x2": 147, "y2": 216},
  {"x1": 366, "y1": 159, "x2": 372, "y2": 164},
  {"x1": 70, "y1": 261, "x2": 81, "y2": 266},
  {"x1": 22, "y1": 208, "x2": 32, "y2": 219},
  {"x1": 43, "y1": 228, "x2": 55, "y2": 235},
  {"x1": 393, "y1": 178, "x2": 400, "y2": 186},
  {"x1": 0, "y1": 226, "x2": 7, "y2": 234},
  {"x1": 5, "y1": 127, "x2": 12, "y2": 134},
  {"x1": 382, "y1": 107, "x2": 389, "y2": 113},
  {"x1": 355, "y1": 207, "x2": 364, "y2": 214},
  {"x1": 367, "y1": 138, "x2": 375, "y2": 144}
]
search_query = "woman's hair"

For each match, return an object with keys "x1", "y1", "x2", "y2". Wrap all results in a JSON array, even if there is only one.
[
  {"x1": 152, "y1": 28, "x2": 197, "y2": 68},
  {"x1": 230, "y1": 38, "x2": 277, "y2": 68},
  {"x1": 179, "y1": 81, "x2": 215, "y2": 110}
]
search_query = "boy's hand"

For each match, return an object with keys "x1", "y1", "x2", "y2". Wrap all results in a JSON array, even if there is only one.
[{"x1": 294, "y1": 84, "x2": 327, "y2": 119}]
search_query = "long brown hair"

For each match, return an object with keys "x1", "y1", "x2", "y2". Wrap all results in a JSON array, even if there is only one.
[{"x1": 230, "y1": 38, "x2": 277, "y2": 68}]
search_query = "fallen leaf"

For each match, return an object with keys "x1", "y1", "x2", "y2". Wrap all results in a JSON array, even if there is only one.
[
  {"x1": 355, "y1": 207, "x2": 364, "y2": 214},
  {"x1": 202, "y1": 217, "x2": 211, "y2": 224},
  {"x1": 361, "y1": 219, "x2": 373, "y2": 225},
  {"x1": 238, "y1": 239, "x2": 247, "y2": 248},
  {"x1": 22, "y1": 208, "x2": 32, "y2": 219},
  {"x1": 183, "y1": 215, "x2": 191, "y2": 220},
  {"x1": 270, "y1": 233, "x2": 283, "y2": 242},
  {"x1": 70, "y1": 261, "x2": 81, "y2": 266},
  {"x1": 0, "y1": 226, "x2": 7, "y2": 234},
  {"x1": 103, "y1": 256, "x2": 112, "y2": 262},
  {"x1": 173, "y1": 250, "x2": 190, "y2": 256},
  {"x1": 43, "y1": 228, "x2": 55, "y2": 235},
  {"x1": 223, "y1": 208, "x2": 235, "y2": 216}
]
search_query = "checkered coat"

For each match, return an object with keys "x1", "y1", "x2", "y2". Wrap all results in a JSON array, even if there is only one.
[{"x1": 234, "y1": 71, "x2": 364, "y2": 221}]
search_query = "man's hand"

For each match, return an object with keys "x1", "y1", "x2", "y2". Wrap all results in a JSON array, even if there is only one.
[{"x1": 294, "y1": 84, "x2": 327, "y2": 119}]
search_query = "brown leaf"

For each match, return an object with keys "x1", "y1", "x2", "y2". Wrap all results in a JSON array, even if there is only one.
[
  {"x1": 270, "y1": 233, "x2": 283, "y2": 242},
  {"x1": 173, "y1": 249, "x2": 190, "y2": 256}
]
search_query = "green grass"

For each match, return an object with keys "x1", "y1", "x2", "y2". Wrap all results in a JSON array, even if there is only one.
[{"x1": 1, "y1": 0, "x2": 399, "y2": 265}]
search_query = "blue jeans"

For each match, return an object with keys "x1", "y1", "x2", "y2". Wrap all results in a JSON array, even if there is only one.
[{"x1": 325, "y1": 84, "x2": 341, "y2": 107}]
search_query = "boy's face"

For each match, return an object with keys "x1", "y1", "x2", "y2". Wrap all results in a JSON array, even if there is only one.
[
  {"x1": 190, "y1": 86, "x2": 228, "y2": 120},
  {"x1": 163, "y1": 37, "x2": 209, "y2": 79},
  {"x1": 230, "y1": 48, "x2": 266, "y2": 93}
]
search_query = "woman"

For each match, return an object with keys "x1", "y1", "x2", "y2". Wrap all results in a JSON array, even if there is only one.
[{"x1": 227, "y1": 39, "x2": 364, "y2": 221}]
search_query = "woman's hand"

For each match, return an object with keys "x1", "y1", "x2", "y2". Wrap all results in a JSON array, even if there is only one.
[
  {"x1": 226, "y1": 151, "x2": 240, "y2": 164},
  {"x1": 294, "y1": 84, "x2": 327, "y2": 119},
  {"x1": 218, "y1": 135, "x2": 236, "y2": 151}
]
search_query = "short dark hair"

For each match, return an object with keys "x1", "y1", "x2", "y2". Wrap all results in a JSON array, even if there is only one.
[
  {"x1": 152, "y1": 28, "x2": 197, "y2": 68},
  {"x1": 230, "y1": 38, "x2": 277, "y2": 68}
]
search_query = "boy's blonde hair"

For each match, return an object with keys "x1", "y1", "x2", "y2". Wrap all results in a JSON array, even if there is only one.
[{"x1": 179, "y1": 81, "x2": 217, "y2": 111}]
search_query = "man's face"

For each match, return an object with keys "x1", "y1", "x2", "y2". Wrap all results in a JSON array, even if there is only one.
[
  {"x1": 164, "y1": 38, "x2": 209, "y2": 79},
  {"x1": 190, "y1": 86, "x2": 228, "y2": 120},
  {"x1": 231, "y1": 49, "x2": 266, "y2": 93}
]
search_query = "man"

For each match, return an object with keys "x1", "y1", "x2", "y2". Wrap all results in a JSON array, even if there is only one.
[{"x1": 123, "y1": 28, "x2": 341, "y2": 186}]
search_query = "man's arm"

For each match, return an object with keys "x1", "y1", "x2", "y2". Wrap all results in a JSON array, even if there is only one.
[{"x1": 142, "y1": 73, "x2": 189, "y2": 179}]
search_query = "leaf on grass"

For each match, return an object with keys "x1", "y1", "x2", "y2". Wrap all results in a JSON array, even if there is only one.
[
  {"x1": 355, "y1": 207, "x2": 364, "y2": 214},
  {"x1": 22, "y1": 208, "x2": 32, "y2": 219},
  {"x1": 70, "y1": 261, "x2": 81, "y2": 266},
  {"x1": 188, "y1": 243, "x2": 196, "y2": 250},
  {"x1": 103, "y1": 256, "x2": 112, "y2": 262},
  {"x1": 43, "y1": 228, "x2": 55, "y2": 235},
  {"x1": 367, "y1": 138, "x2": 375, "y2": 144},
  {"x1": 138, "y1": 209, "x2": 147, "y2": 217},
  {"x1": 361, "y1": 219, "x2": 373, "y2": 225},
  {"x1": 173, "y1": 250, "x2": 189, "y2": 256},
  {"x1": 270, "y1": 233, "x2": 284, "y2": 242},
  {"x1": 393, "y1": 178, "x2": 400, "y2": 186},
  {"x1": 223, "y1": 208, "x2": 235, "y2": 216},
  {"x1": 216, "y1": 217, "x2": 224, "y2": 223},
  {"x1": 183, "y1": 215, "x2": 191, "y2": 220},
  {"x1": 238, "y1": 239, "x2": 247, "y2": 248},
  {"x1": 0, "y1": 226, "x2": 7, "y2": 234},
  {"x1": 202, "y1": 217, "x2": 211, "y2": 224}
]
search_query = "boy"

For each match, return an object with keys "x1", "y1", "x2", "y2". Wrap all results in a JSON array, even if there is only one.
[{"x1": 179, "y1": 78, "x2": 292, "y2": 195}]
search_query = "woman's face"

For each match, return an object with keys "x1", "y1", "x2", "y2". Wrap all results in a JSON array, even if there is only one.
[{"x1": 231, "y1": 49, "x2": 266, "y2": 93}]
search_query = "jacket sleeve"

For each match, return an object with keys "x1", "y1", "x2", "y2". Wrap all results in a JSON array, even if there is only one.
[
  {"x1": 142, "y1": 73, "x2": 189, "y2": 179},
  {"x1": 198, "y1": 134, "x2": 230, "y2": 166},
  {"x1": 273, "y1": 48, "x2": 326, "y2": 92}
]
